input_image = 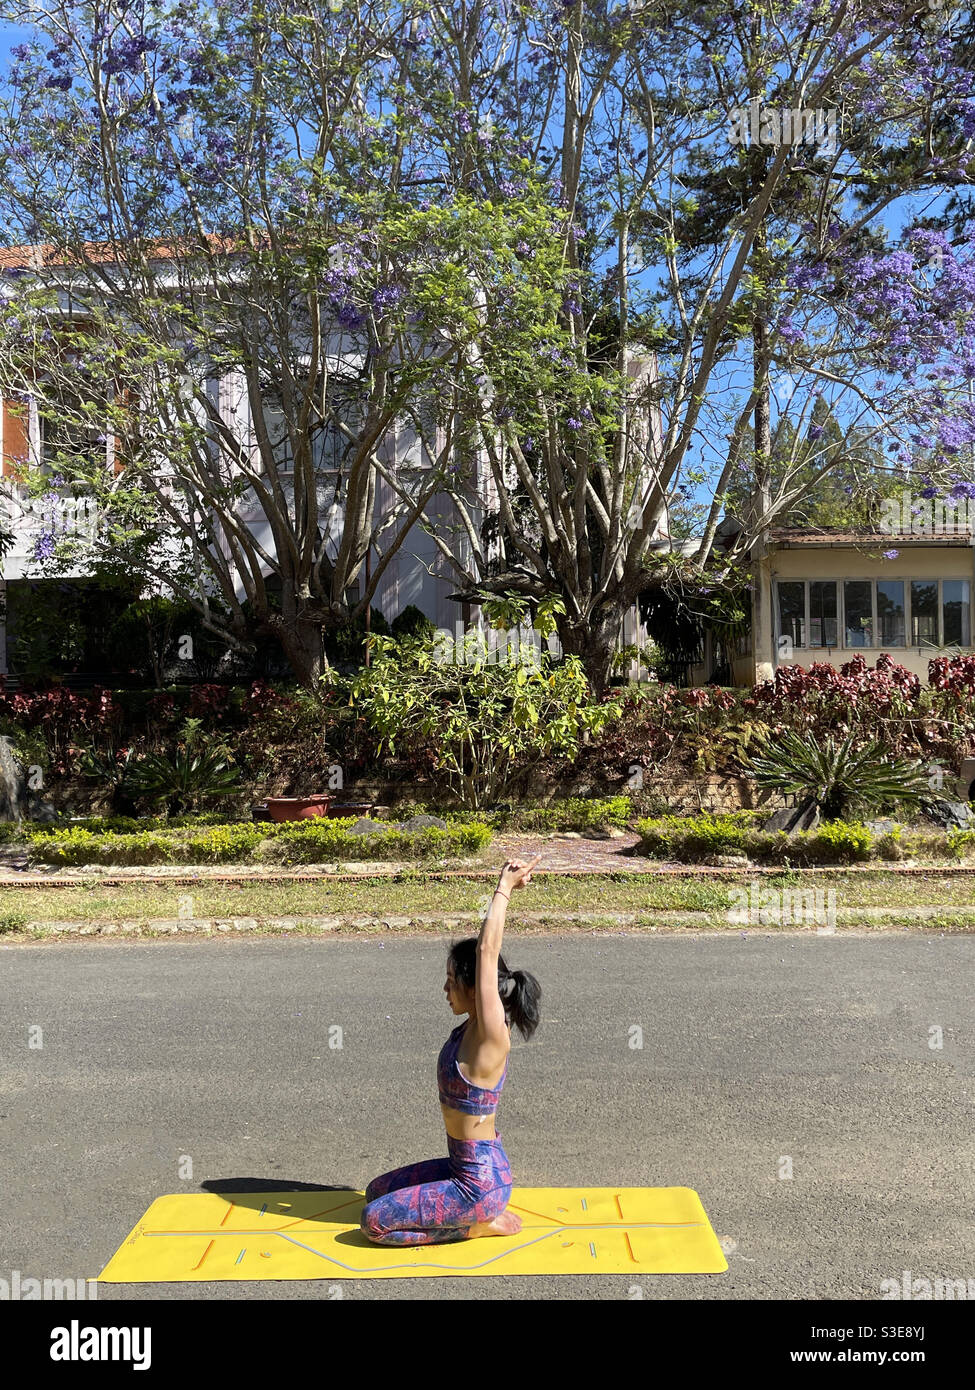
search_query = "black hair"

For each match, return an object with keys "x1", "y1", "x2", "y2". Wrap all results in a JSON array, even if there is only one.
[{"x1": 447, "y1": 937, "x2": 542, "y2": 1041}]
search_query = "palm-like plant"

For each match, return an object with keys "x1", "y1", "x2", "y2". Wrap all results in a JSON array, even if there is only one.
[
  {"x1": 123, "y1": 720, "x2": 240, "y2": 816},
  {"x1": 742, "y1": 730, "x2": 931, "y2": 820}
]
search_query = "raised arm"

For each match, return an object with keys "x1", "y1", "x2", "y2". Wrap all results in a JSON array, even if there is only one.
[{"x1": 475, "y1": 857, "x2": 540, "y2": 1045}]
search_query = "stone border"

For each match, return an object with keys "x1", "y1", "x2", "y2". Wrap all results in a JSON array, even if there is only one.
[
  {"x1": 7, "y1": 904, "x2": 975, "y2": 938},
  {"x1": 5, "y1": 860, "x2": 975, "y2": 889}
]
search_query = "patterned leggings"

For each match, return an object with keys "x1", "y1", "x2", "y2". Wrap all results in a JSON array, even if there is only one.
[{"x1": 360, "y1": 1133, "x2": 513, "y2": 1246}]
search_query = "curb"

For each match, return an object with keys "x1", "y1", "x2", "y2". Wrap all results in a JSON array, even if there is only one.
[
  {"x1": 4, "y1": 862, "x2": 975, "y2": 889},
  {"x1": 7, "y1": 905, "x2": 975, "y2": 937}
]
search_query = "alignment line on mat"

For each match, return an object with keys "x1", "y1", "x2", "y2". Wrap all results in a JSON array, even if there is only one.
[{"x1": 131, "y1": 1220, "x2": 708, "y2": 1276}]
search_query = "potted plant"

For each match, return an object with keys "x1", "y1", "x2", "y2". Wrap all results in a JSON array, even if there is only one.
[{"x1": 265, "y1": 793, "x2": 333, "y2": 821}]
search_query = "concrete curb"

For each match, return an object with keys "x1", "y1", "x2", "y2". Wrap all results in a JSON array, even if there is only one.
[
  {"x1": 5, "y1": 861, "x2": 975, "y2": 890},
  {"x1": 7, "y1": 904, "x2": 975, "y2": 937}
]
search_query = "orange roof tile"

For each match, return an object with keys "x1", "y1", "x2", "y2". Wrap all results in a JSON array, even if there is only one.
[{"x1": 0, "y1": 231, "x2": 246, "y2": 269}]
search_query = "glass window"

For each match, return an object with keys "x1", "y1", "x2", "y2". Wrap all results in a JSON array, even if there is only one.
[
  {"x1": 911, "y1": 581, "x2": 939, "y2": 646},
  {"x1": 877, "y1": 580, "x2": 905, "y2": 646},
  {"x1": 809, "y1": 581, "x2": 837, "y2": 646},
  {"x1": 943, "y1": 580, "x2": 971, "y2": 647},
  {"x1": 40, "y1": 379, "x2": 105, "y2": 473},
  {"x1": 777, "y1": 582, "x2": 805, "y2": 649},
  {"x1": 844, "y1": 580, "x2": 873, "y2": 647}
]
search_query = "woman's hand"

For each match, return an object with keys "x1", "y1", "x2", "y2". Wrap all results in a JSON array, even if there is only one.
[{"x1": 498, "y1": 856, "x2": 541, "y2": 895}]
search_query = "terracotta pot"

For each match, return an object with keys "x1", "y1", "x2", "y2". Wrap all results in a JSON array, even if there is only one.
[{"x1": 265, "y1": 795, "x2": 333, "y2": 822}]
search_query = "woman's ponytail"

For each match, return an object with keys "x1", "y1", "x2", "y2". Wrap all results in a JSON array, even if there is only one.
[
  {"x1": 501, "y1": 966, "x2": 542, "y2": 1040},
  {"x1": 448, "y1": 938, "x2": 542, "y2": 1041},
  {"x1": 506, "y1": 967, "x2": 545, "y2": 1045}
]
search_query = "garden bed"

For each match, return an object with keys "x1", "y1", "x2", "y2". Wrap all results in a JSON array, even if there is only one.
[{"x1": 3, "y1": 816, "x2": 493, "y2": 868}]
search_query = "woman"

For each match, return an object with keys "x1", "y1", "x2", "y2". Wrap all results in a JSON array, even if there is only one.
[{"x1": 360, "y1": 857, "x2": 542, "y2": 1245}]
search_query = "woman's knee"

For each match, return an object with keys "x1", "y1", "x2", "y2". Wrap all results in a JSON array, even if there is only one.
[{"x1": 359, "y1": 1198, "x2": 384, "y2": 1239}]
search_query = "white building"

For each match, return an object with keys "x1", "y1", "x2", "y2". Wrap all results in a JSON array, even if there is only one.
[{"x1": 0, "y1": 238, "x2": 661, "y2": 682}]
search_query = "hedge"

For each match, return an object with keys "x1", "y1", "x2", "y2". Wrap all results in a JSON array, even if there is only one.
[
  {"x1": 21, "y1": 818, "x2": 493, "y2": 867},
  {"x1": 634, "y1": 812, "x2": 975, "y2": 865}
]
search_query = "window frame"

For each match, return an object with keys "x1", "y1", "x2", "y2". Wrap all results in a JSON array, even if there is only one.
[{"x1": 775, "y1": 576, "x2": 972, "y2": 652}]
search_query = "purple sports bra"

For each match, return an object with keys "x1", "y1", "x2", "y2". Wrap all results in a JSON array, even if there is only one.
[{"x1": 437, "y1": 1021, "x2": 508, "y2": 1115}]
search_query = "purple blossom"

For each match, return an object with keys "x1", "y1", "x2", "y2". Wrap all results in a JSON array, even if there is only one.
[
  {"x1": 371, "y1": 283, "x2": 405, "y2": 311},
  {"x1": 33, "y1": 529, "x2": 56, "y2": 562},
  {"x1": 777, "y1": 314, "x2": 804, "y2": 344},
  {"x1": 334, "y1": 301, "x2": 365, "y2": 330}
]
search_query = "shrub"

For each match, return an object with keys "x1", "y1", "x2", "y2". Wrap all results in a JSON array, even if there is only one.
[
  {"x1": 338, "y1": 632, "x2": 624, "y2": 809},
  {"x1": 748, "y1": 654, "x2": 923, "y2": 743},
  {"x1": 946, "y1": 828, "x2": 975, "y2": 860},
  {"x1": 23, "y1": 817, "x2": 491, "y2": 866},
  {"x1": 465, "y1": 795, "x2": 632, "y2": 831},
  {"x1": 123, "y1": 720, "x2": 240, "y2": 814},
  {"x1": 180, "y1": 824, "x2": 263, "y2": 862},
  {"x1": 876, "y1": 828, "x2": 904, "y2": 861},
  {"x1": 324, "y1": 607, "x2": 391, "y2": 667},
  {"x1": 0, "y1": 680, "x2": 122, "y2": 774},
  {"x1": 390, "y1": 604, "x2": 437, "y2": 643},
  {"x1": 635, "y1": 811, "x2": 762, "y2": 860},
  {"x1": 743, "y1": 730, "x2": 930, "y2": 820},
  {"x1": 635, "y1": 812, "x2": 873, "y2": 865},
  {"x1": 802, "y1": 820, "x2": 873, "y2": 864},
  {"x1": 256, "y1": 819, "x2": 493, "y2": 864}
]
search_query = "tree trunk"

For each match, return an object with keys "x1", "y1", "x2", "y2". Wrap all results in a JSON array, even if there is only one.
[
  {"x1": 556, "y1": 603, "x2": 626, "y2": 700},
  {"x1": 268, "y1": 614, "x2": 327, "y2": 687}
]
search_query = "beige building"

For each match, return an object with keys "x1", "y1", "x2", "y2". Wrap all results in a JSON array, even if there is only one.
[{"x1": 718, "y1": 527, "x2": 975, "y2": 688}]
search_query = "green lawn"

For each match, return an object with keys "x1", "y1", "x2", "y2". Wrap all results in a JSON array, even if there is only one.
[{"x1": 3, "y1": 869, "x2": 975, "y2": 935}]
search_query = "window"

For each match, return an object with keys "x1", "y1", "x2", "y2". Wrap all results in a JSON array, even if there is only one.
[
  {"x1": 777, "y1": 577, "x2": 972, "y2": 653},
  {"x1": 39, "y1": 380, "x2": 106, "y2": 474},
  {"x1": 943, "y1": 580, "x2": 971, "y2": 646},
  {"x1": 809, "y1": 581, "x2": 837, "y2": 646},
  {"x1": 777, "y1": 582, "x2": 805, "y2": 648},
  {"x1": 844, "y1": 580, "x2": 873, "y2": 647},
  {"x1": 877, "y1": 580, "x2": 905, "y2": 646},
  {"x1": 910, "y1": 581, "x2": 938, "y2": 645},
  {"x1": 37, "y1": 318, "x2": 108, "y2": 475}
]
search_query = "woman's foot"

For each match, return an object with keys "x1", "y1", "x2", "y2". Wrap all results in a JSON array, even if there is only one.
[{"x1": 466, "y1": 1208, "x2": 522, "y2": 1239}]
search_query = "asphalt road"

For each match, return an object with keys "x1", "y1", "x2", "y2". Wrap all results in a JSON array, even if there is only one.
[{"x1": 2, "y1": 932, "x2": 974, "y2": 1300}]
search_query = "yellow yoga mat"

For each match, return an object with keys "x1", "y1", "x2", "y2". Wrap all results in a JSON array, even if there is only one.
[{"x1": 97, "y1": 1187, "x2": 727, "y2": 1280}]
